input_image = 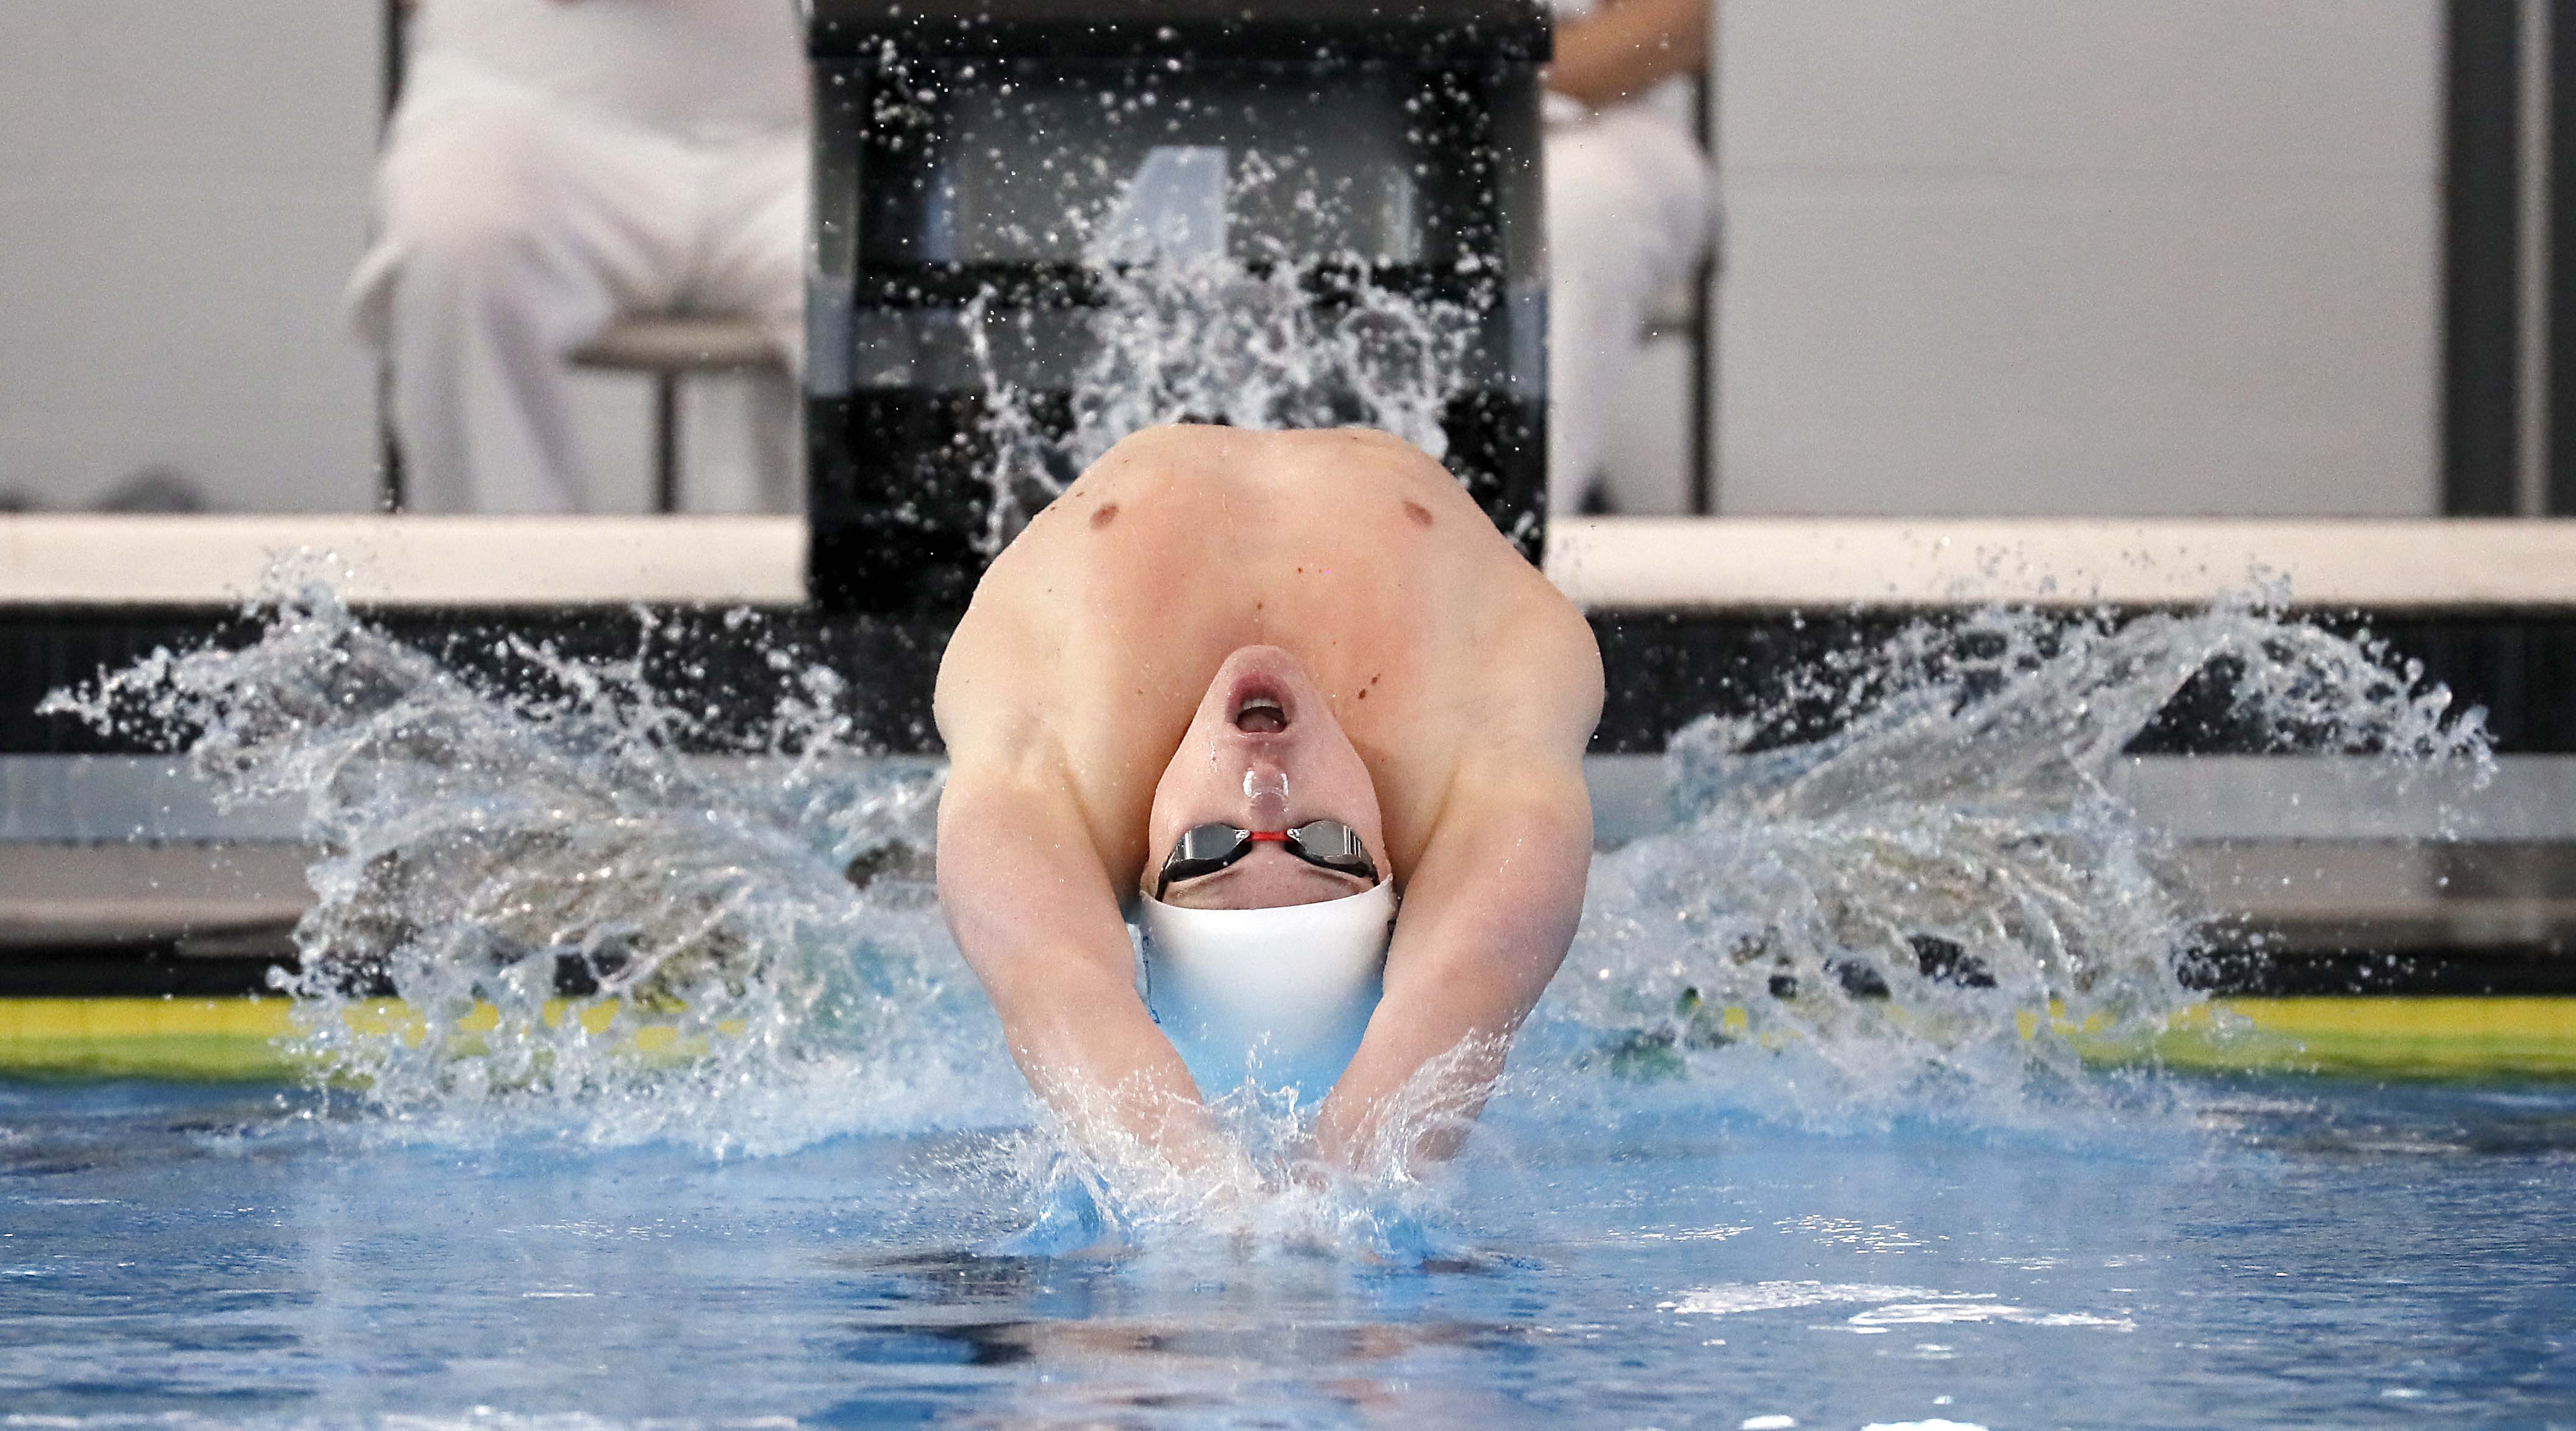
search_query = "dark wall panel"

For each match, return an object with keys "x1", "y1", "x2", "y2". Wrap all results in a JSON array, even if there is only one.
[{"x1": 2447, "y1": 0, "x2": 2524, "y2": 514}]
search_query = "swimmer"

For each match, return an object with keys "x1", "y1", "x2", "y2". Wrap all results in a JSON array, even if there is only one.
[{"x1": 933, "y1": 424, "x2": 1604, "y2": 1177}]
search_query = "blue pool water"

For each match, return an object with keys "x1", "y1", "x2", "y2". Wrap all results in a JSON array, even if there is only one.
[{"x1": 2, "y1": 1072, "x2": 2571, "y2": 1427}]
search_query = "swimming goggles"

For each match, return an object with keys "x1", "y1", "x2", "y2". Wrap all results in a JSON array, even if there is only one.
[{"x1": 1155, "y1": 819, "x2": 1378, "y2": 898}]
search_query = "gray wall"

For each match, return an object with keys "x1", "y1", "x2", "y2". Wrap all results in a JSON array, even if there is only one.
[
  {"x1": 1711, "y1": 0, "x2": 2444, "y2": 516},
  {"x1": 0, "y1": 1, "x2": 384, "y2": 512},
  {"x1": 0, "y1": 2, "x2": 2449, "y2": 518},
  {"x1": 0, "y1": 1, "x2": 785, "y2": 515}
]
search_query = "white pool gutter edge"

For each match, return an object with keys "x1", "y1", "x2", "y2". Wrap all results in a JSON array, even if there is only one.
[
  {"x1": 11, "y1": 515, "x2": 2576, "y2": 611},
  {"x1": 0, "y1": 515, "x2": 808, "y2": 608}
]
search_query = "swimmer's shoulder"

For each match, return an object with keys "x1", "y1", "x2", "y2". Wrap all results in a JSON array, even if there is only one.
[
  {"x1": 1432, "y1": 499, "x2": 1602, "y2": 757},
  {"x1": 939, "y1": 516, "x2": 1092, "y2": 763},
  {"x1": 938, "y1": 440, "x2": 1200, "y2": 758},
  {"x1": 1516, "y1": 577, "x2": 1605, "y2": 733},
  {"x1": 933, "y1": 587, "x2": 1044, "y2": 765}
]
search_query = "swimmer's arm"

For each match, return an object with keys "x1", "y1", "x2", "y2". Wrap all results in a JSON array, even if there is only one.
[
  {"x1": 936, "y1": 766, "x2": 1248, "y2": 1182},
  {"x1": 1309, "y1": 755, "x2": 1593, "y2": 1171}
]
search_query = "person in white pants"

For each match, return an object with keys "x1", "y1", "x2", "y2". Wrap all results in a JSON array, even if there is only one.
[
  {"x1": 345, "y1": 0, "x2": 806, "y2": 514},
  {"x1": 1543, "y1": 0, "x2": 1719, "y2": 514}
]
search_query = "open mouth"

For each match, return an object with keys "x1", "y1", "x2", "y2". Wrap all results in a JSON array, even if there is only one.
[{"x1": 1233, "y1": 688, "x2": 1290, "y2": 735}]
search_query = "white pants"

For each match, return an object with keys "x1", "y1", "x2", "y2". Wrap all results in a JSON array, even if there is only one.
[
  {"x1": 347, "y1": 54, "x2": 806, "y2": 513},
  {"x1": 1545, "y1": 102, "x2": 1718, "y2": 513}
]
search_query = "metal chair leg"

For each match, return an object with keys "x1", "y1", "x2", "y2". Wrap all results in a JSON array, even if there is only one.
[
  {"x1": 377, "y1": 357, "x2": 406, "y2": 513},
  {"x1": 652, "y1": 371, "x2": 681, "y2": 514},
  {"x1": 1688, "y1": 258, "x2": 1715, "y2": 516}
]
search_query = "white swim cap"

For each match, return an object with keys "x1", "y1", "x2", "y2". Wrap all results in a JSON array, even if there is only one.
[{"x1": 1137, "y1": 879, "x2": 1396, "y2": 1099}]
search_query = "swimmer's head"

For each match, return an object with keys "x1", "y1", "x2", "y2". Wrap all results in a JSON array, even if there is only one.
[{"x1": 1145, "y1": 644, "x2": 1387, "y2": 911}]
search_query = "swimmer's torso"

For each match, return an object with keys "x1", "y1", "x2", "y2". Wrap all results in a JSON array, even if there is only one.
[{"x1": 936, "y1": 426, "x2": 1593, "y2": 889}]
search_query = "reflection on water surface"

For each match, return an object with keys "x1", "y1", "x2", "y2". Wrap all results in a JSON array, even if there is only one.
[{"x1": 1, "y1": 1076, "x2": 2570, "y2": 1427}]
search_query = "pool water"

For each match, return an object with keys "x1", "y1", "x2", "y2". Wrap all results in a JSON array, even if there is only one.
[{"x1": 3, "y1": 1072, "x2": 2570, "y2": 1428}]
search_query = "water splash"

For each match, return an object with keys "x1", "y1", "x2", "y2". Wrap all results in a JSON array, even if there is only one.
[
  {"x1": 968, "y1": 252, "x2": 1478, "y2": 552},
  {"x1": 958, "y1": 143, "x2": 1481, "y2": 549},
  {"x1": 40, "y1": 576, "x2": 2491, "y2": 1232},
  {"x1": 1540, "y1": 596, "x2": 2490, "y2": 1118},
  {"x1": 979, "y1": 1042, "x2": 1495, "y2": 1263},
  {"x1": 41, "y1": 573, "x2": 1019, "y2": 1155}
]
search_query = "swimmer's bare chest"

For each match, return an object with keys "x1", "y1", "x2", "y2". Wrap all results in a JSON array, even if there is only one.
[{"x1": 958, "y1": 428, "x2": 1532, "y2": 878}]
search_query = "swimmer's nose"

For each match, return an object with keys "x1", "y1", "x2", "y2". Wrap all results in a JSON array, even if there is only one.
[{"x1": 1243, "y1": 765, "x2": 1290, "y2": 826}]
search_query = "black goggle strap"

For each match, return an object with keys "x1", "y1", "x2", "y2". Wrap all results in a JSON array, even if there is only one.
[{"x1": 1155, "y1": 819, "x2": 1377, "y2": 898}]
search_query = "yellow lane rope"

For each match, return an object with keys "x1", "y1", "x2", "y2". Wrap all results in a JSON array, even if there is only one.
[
  {"x1": 0, "y1": 997, "x2": 304, "y2": 1080},
  {"x1": 2149, "y1": 997, "x2": 2576, "y2": 1078},
  {"x1": 3, "y1": 994, "x2": 2574, "y2": 1082},
  {"x1": 0, "y1": 996, "x2": 712, "y2": 1080}
]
